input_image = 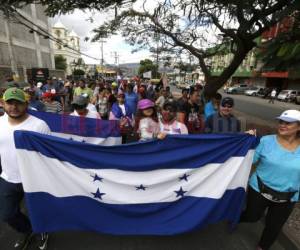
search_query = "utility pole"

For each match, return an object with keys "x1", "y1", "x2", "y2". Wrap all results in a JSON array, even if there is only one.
[
  {"x1": 4, "y1": 19, "x2": 19, "y2": 81},
  {"x1": 113, "y1": 51, "x2": 119, "y2": 66},
  {"x1": 99, "y1": 38, "x2": 106, "y2": 77}
]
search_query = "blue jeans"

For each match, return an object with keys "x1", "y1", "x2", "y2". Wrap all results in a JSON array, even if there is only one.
[{"x1": 0, "y1": 177, "x2": 32, "y2": 233}]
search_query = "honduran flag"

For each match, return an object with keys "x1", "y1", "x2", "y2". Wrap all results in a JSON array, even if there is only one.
[
  {"x1": 14, "y1": 131, "x2": 259, "y2": 235},
  {"x1": 29, "y1": 110, "x2": 121, "y2": 145}
]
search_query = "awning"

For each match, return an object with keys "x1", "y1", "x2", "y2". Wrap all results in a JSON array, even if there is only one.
[{"x1": 261, "y1": 71, "x2": 288, "y2": 78}]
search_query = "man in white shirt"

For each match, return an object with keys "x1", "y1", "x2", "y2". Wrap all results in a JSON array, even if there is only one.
[
  {"x1": 0, "y1": 88, "x2": 50, "y2": 250},
  {"x1": 269, "y1": 89, "x2": 277, "y2": 104}
]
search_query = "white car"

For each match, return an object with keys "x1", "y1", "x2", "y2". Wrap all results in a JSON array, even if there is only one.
[
  {"x1": 277, "y1": 90, "x2": 300, "y2": 102},
  {"x1": 244, "y1": 87, "x2": 264, "y2": 96}
]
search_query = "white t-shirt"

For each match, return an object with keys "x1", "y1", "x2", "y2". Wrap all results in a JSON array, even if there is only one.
[
  {"x1": 119, "y1": 104, "x2": 126, "y2": 116},
  {"x1": 271, "y1": 90, "x2": 277, "y2": 97},
  {"x1": 87, "y1": 103, "x2": 97, "y2": 113},
  {"x1": 138, "y1": 117, "x2": 160, "y2": 141},
  {"x1": 70, "y1": 110, "x2": 101, "y2": 119},
  {"x1": 0, "y1": 115, "x2": 50, "y2": 183},
  {"x1": 159, "y1": 120, "x2": 188, "y2": 135}
]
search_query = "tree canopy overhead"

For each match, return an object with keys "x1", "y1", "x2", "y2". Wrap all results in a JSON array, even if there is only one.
[
  {"x1": 92, "y1": 0, "x2": 300, "y2": 95},
  {"x1": 0, "y1": 0, "x2": 135, "y2": 16},
  {"x1": 2, "y1": 0, "x2": 300, "y2": 95}
]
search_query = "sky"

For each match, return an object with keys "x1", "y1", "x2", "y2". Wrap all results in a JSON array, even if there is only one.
[{"x1": 51, "y1": 9, "x2": 152, "y2": 66}]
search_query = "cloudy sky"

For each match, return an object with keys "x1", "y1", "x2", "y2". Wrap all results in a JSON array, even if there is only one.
[{"x1": 51, "y1": 9, "x2": 152, "y2": 65}]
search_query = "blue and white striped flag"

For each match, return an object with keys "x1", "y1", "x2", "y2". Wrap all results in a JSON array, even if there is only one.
[
  {"x1": 29, "y1": 110, "x2": 121, "y2": 145},
  {"x1": 14, "y1": 131, "x2": 258, "y2": 235}
]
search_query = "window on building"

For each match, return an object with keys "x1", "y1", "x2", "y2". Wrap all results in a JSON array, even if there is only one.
[{"x1": 55, "y1": 30, "x2": 61, "y2": 38}]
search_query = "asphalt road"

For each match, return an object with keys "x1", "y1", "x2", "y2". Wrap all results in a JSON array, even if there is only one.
[
  {"x1": 0, "y1": 221, "x2": 287, "y2": 250},
  {"x1": 222, "y1": 91, "x2": 300, "y2": 124}
]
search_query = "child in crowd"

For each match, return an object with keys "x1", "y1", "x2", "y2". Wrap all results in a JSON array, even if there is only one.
[{"x1": 136, "y1": 99, "x2": 160, "y2": 141}]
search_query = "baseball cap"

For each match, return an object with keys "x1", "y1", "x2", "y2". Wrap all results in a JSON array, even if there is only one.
[
  {"x1": 3, "y1": 87, "x2": 26, "y2": 103},
  {"x1": 221, "y1": 97, "x2": 234, "y2": 107},
  {"x1": 72, "y1": 95, "x2": 88, "y2": 106},
  {"x1": 276, "y1": 110, "x2": 300, "y2": 123},
  {"x1": 37, "y1": 82, "x2": 43, "y2": 88},
  {"x1": 42, "y1": 92, "x2": 55, "y2": 99}
]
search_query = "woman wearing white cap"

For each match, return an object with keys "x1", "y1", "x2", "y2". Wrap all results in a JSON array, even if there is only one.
[{"x1": 240, "y1": 110, "x2": 300, "y2": 250}]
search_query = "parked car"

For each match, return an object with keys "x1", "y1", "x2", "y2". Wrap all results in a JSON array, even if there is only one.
[
  {"x1": 277, "y1": 90, "x2": 300, "y2": 102},
  {"x1": 226, "y1": 84, "x2": 249, "y2": 94},
  {"x1": 256, "y1": 87, "x2": 271, "y2": 98},
  {"x1": 244, "y1": 87, "x2": 264, "y2": 96}
]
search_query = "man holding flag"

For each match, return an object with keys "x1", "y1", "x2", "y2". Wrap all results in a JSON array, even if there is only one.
[{"x1": 0, "y1": 88, "x2": 50, "y2": 250}]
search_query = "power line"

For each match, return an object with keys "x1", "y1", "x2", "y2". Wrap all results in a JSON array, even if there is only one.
[{"x1": 8, "y1": 8, "x2": 102, "y2": 62}]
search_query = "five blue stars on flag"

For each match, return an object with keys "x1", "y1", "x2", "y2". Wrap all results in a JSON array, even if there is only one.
[{"x1": 91, "y1": 172, "x2": 190, "y2": 200}]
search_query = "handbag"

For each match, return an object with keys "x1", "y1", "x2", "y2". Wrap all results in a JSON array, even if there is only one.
[{"x1": 257, "y1": 175, "x2": 295, "y2": 202}]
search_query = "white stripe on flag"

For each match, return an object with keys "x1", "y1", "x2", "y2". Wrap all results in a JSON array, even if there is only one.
[
  {"x1": 51, "y1": 132, "x2": 122, "y2": 146},
  {"x1": 17, "y1": 149, "x2": 254, "y2": 205}
]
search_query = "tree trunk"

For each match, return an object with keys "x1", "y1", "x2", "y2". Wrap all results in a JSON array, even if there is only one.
[{"x1": 203, "y1": 44, "x2": 254, "y2": 98}]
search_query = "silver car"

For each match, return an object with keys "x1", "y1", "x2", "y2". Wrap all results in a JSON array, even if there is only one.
[{"x1": 277, "y1": 90, "x2": 300, "y2": 102}]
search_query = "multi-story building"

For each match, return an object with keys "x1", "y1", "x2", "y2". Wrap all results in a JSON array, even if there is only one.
[
  {"x1": 259, "y1": 16, "x2": 300, "y2": 91},
  {"x1": 210, "y1": 47, "x2": 260, "y2": 86},
  {"x1": 52, "y1": 20, "x2": 81, "y2": 75},
  {"x1": 0, "y1": 4, "x2": 55, "y2": 85},
  {"x1": 209, "y1": 16, "x2": 300, "y2": 91}
]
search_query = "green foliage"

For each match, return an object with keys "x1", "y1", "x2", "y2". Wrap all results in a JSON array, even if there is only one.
[
  {"x1": 259, "y1": 12, "x2": 300, "y2": 71},
  {"x1": 54, "y1": 55, "x2": 67, "y2": 71},
  {"x1": 73, "y1": 69, "x2": 85, "y2": 76},
  {"x1": 3, "y1": 0, "x2": 299, "y2": 95},
  {"x1": 138, "y1": 59, "x2": 159, "y2": 77},
  {"x1": 1, "y1": 0, "x2": 135, "y2": 16}
]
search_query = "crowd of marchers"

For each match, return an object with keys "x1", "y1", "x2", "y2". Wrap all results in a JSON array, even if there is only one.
[{"x1": 0, "y1": 76, "x2": 300, "y2": 250}]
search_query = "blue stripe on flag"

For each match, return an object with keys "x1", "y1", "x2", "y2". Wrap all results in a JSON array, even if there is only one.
[
  {"x1": 29, "y1": 110, "x2": 120, "y2": 138},
  {"x1": 25, "y1": 188, "x2": 245, "y2": 235},
  {"x1": 14, "y1": 131, "x2": 258, "y2": 171}
]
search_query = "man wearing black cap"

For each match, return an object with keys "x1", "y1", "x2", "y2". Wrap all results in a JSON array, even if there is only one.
[{"x1": 205, "y1": 97, "x2": 241, "y2": 133}]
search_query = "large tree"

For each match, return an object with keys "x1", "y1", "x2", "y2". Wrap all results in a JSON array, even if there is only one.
[
  {"x1": 92, "y1": 0, "x2": 300, "y2": 95},
  {"x1": 138, "y1": 59, "x2": 159, "y2": 77},
  {"x1": 0, "y1": 0, "x2": 132, "y2": 16},
  {"x1": 2, "y1": 0, "x2": 300, "y2": 95},
  {"x1": 54, "y1": 55, "x2": 67, "y2": 71}
]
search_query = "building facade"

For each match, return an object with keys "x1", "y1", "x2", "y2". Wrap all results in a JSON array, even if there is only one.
[
  {"x1": 52, "y1": 20, "x2": 81, "y2": 76},
  {"x1": 0, "y1": 4, "x2": 55, "y2": 84}
]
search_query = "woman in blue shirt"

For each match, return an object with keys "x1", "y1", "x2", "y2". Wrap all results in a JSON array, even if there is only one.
[{"x1": 240, "y1": 110, "x2": 300, "y2": 250}]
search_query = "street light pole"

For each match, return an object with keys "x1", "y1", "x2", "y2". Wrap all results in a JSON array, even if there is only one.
[{"x1": 99, "y1": 38, "x2": 106, "y2": 77}]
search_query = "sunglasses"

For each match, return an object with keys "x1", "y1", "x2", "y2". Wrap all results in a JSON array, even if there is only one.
[
  {"x1": 221, "y1": 104, "x2": 233, "y2": 108},
  {"x1": 278, "y1": 120, "x2": 297, "y2": 125},
  {"x1": 163, "y1": 107, "x2": 176, "y2": 113}
]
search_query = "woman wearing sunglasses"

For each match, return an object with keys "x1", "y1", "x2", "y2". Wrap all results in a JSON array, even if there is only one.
[{"x1": 240, "y1": 109, "x2": 300, "y2": 250}]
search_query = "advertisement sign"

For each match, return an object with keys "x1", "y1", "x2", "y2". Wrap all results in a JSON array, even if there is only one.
[{"x1": 31, "y1": 68, "x2": 49, "y2": 82}]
